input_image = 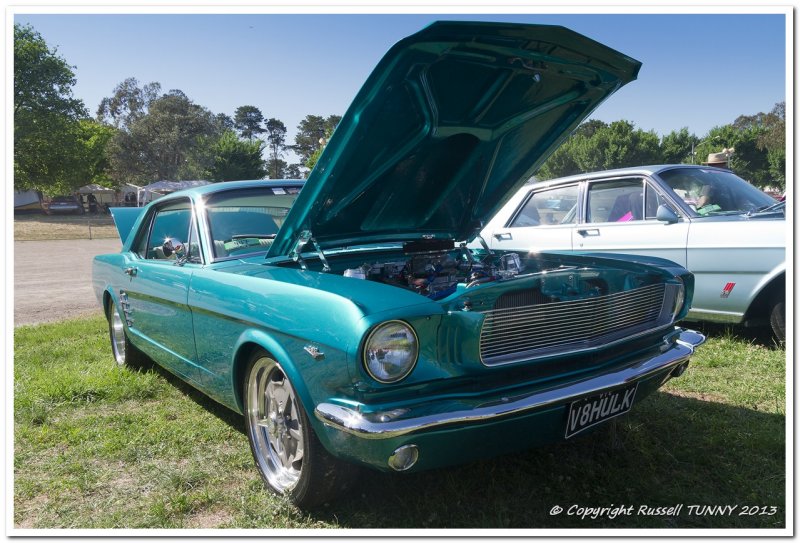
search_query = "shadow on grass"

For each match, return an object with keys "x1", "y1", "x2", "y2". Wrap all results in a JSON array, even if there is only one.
[
  {"x1": 133, "y1": 341, "x2": 784, "y2": 530},
  {"x1": 689, "y1": 321, "x2": 782, "y2": 350},
  {"x1": 144, "y1": 362, "x2": 246, "y2": 434},
  {"x1": 308, "y1": 392, "x2": 785, "y2": 529}
]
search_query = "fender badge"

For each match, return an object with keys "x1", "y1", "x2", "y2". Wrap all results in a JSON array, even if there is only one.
[
  {"x1": 720, "y1": 282, "x2": 736, "y2": 298},
  {"x1": 304, "y1": 345, "x2": 325, "y2": 360}
]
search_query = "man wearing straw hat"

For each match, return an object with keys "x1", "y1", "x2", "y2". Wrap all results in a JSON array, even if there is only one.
[{"x1": 697, "y1": 149, "x2": 734, "y2": 208}]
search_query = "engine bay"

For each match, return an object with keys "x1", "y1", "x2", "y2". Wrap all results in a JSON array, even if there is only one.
[{"x1": 341, "y1": 246, "x2": 524, "y2": 300}]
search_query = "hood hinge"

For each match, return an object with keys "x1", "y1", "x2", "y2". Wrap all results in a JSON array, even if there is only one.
[{"x1": 290, "y1": 230, "x2": 331, "y2": 272}]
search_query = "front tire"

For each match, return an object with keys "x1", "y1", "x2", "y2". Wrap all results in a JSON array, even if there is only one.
[{"x1": 244, "y1": 352, "x2": 357, "y2": 508}]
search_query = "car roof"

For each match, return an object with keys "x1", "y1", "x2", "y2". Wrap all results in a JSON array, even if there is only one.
[
  {"x1": 155, "y1": 179, "x2": 305, "y2": 200},
  {"x1": 528, "y1": 164, "x2": 728, "y2": 188}
]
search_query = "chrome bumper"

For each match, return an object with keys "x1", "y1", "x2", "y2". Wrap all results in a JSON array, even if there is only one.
[{"x1": 315, "y1": 329, "x2": 705, "y2": 440}]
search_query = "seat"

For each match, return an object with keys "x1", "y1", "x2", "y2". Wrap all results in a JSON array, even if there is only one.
[{"x1": 607, "y1": 194, "x2": 633, "y2": 222}]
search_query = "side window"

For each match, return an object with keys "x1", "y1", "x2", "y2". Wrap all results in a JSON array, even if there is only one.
[
  {"x1": 140, "y1": 200, "x2": 194, "y2": 261},
  {"x1": 587, "y1": 179, "x2": 644, "y2": 223},
  {"x1": 645, "y1": 183, "x2": 668, "y2": 219},
  {"x1": 133, "y1": 213, "x2": 154, "y2": 258},
  {"x1": 509, "y1": 185, "x2": 579, "y2": 228}
]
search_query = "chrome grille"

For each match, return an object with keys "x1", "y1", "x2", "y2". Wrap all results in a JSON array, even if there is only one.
[{"x1": 480, "y1": 283, "x2": 667, "y2": 365}]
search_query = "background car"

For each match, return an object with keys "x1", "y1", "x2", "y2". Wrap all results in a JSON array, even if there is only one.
[
  {"x1": 45, "y1": 195, "x2": 84, "y2": 215},
  {"x1": 480, "y1": 165, "x2": 786, "y2": 340},
  {"x1": 94, "y1": 22, "x2": 705, "y2": 508}
]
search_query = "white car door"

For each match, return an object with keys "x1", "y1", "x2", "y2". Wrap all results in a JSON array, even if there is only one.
[
  {"x1": 572, "y1": 177, "x2": 690, "y2": 268},
  {"x1": 483, "y1": 183, "x2": 579, "y2": 253}
]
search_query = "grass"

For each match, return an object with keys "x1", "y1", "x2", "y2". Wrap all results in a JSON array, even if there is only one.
[
  {"x1": 15, "y1": 214, "x2": 117, "y2": 241},
  {"x1": 14, "y1": 317, "x2": 786, "y2": 530}
]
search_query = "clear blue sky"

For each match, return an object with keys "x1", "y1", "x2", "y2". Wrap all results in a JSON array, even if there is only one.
[{"x1": 14, "y1": 13, "x2": 787, "y2": 164}]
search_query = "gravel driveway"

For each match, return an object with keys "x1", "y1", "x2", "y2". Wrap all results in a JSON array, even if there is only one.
[{"x1": 14, "y1": 239, "x2": 121, "y2": 326}]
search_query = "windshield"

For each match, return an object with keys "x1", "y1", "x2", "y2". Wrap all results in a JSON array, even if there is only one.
[
  {"x1": 204, "y1": 186, "x2": 302, "y2": 259},
  {"x1": 657, "y1": 167, "x2": 776, "y2": 216}
]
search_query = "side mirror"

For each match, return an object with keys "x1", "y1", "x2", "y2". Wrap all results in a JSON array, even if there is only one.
[
  {"x1": 655, "y1": 204, "x2": 679, "y2": 224},
  {"x1": 161, "y1": 238, "x2": 184, "y2": 257}
]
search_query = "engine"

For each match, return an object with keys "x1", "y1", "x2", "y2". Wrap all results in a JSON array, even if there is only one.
[{"x1": 342, "y1": 249, "x2": 524, "y2": 300}]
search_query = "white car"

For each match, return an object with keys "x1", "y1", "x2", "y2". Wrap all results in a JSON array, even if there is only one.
[{"x1": 479, "y1": 165, "x2": 786, "y2": 339}]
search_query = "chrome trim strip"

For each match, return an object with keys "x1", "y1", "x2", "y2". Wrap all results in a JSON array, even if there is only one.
[
  {"x1": 315, "y1": 329, "x2": 705, "y2": 440},
  {"x1": 686, "y1": 308, "x2": 744, "y2": 324}
]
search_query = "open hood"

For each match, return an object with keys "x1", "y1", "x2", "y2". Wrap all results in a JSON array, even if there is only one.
[{"x1": 268, "y1": 21, "x2": 641, "y2": 257}]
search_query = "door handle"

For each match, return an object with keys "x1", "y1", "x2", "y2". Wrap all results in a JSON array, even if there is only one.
[
  {"x1": 493, "y1": 232, "x2": 513, "y2": 241},
  {"x1": 577, "y1": 229, "x2": 600, "y2": 237},
  {"x1": 124, "y1": 267, "x2": 138, "y2": 277}
]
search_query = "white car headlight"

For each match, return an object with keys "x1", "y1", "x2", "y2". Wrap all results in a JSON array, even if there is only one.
[{"x1": 363, "y1": 321, "x2": 419, "y2": 383}]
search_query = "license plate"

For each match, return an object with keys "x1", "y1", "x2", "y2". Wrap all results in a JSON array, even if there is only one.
[{"x1": 565, "y1": 383, "x2": 638, "y2": 439}]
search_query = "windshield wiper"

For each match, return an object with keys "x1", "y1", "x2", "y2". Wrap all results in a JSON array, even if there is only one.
[
  {"x1": 746, "y1": 202, "x2": 784, "y2": 216},
  {"x1": 232, "y1": 234, "x2": 276, "y2": 239}
]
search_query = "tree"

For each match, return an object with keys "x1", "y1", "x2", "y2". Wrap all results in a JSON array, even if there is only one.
[
  {"x1": 292, "y1": 114, "x2": 341, "y2": 166},
  {"x1": 107, "y1": 89, "x2": 222, "y2": 184},
  {"x1": 207, "y1": 130, "x2": 266, "y2": 181},
  {"x1": 234, "y1": 105, "x2": 266, "y2": 140},
  {"x1": 573, "y1": 119, "x2": 607, "y2": 139},
  {"x1": 215, "y1": 112, "x2": 235, "y2": 132},
  {"x1": 659, "y1": 128, "x2": 694, "y2": 164},
  {"x1": 14, "y1": 23, "x2": 89, "y2": 193},
  {"x1": 264, "y1": 118, "x2": 287, "y2": 179},
  {"x1": 733, "y1": 102, "x2": 785, "y2": 188},
  {"x1": 96, "y1": 77, "x2": 161, "y2": 128},
  {"x1": 74, "y1": 119, "x2": 116, "y2": 186},
  {"x1": 285, "y1": 163, "x2": 303, "y2": 179},
  {"x1": 537, "y1": 120, "x2": 661, "y2": 179},
  {"x1": 699, "y1": 124, "x2": 770, "y2": 187},
  {"x1": 266, "y1": 158, "x2": 288, "y2": 179}
]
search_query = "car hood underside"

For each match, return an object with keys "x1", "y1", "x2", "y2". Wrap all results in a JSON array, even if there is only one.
[{"x1": 268, "y1": 21, "x2": 641, "y2": 257}]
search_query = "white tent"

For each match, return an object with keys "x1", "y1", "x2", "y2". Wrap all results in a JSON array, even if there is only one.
[
  {"x1": 78, "y1": 184, "x2": 115, "y2": 194},
  {"x1": 142, "y1": 180, "x2": 211, "y2": 192},
  {"x1": 14, "y1": 190, "x2": 42, "y2": 212}
]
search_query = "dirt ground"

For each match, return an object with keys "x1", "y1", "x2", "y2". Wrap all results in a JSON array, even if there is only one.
[
  {"x1": 14, "y1": 239, "x2": 121, "y2": 326},
  {"x1": 15, "y1": 214, "x2": 117, "y2": 241}
]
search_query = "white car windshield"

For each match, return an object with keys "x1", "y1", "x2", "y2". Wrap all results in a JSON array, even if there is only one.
[{"x1": 657, "y1": 167, "x2": 776, "y2": 216}]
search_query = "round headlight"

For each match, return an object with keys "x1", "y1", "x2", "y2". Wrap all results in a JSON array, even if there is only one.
[
  {"x1": 672, "y1": 280, "x2": 686, "y2": 320},
  {"x1": 363, "y1": 321, "x2": 419, "y2": 384}
]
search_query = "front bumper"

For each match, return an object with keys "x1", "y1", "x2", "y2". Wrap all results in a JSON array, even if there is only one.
[{"x1": 314, "y1": 329, "x2": 705, "y2": 471}]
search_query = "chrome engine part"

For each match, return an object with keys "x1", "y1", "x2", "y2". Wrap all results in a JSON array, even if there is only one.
[{"x1": 345, "y1": 250, "x2": 525, "y2": 299}]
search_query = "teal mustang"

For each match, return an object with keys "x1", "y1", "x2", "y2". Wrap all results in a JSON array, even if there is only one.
[{"x1": 93, "y1": 21, "x2": 705, "y2": 507}]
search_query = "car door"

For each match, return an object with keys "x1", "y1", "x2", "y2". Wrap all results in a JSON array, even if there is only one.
[
  {"x1": 120, "y1": 198, "x2": 203, "y2": 380},
  {"x1": 486, "y1": 183, "x2": 579, "y2": 253},
  {"x1": 573, "y1": 176, "x2": 689, "y2": 267}
]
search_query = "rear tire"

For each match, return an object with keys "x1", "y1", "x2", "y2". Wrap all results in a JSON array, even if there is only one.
[
  {"x1": 107, "y1": 299, "x2": 150, "y2": 369},
  {"x1": 769, "y1": 297, "x2": 785, "y2": 343},
  {"x1": 243, "y1": 351, "x2": 358, "y2": 508}
]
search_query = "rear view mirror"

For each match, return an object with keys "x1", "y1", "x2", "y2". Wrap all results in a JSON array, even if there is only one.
[{"x1": 656, "y1": 204, "x2": 679, "y2": 224}]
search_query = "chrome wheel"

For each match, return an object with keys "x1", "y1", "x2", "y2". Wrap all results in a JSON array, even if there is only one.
[
  {"x1": 246, "y1": 357, "x2": 304, "y2": 493},
  {"x1": 109, "y1": 301, "x2": 126, "y2": 366}
]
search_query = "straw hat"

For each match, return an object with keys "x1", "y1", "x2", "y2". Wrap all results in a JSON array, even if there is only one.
[{"x1": 702, "y1": 152, "x2": 729, "y2": 166}]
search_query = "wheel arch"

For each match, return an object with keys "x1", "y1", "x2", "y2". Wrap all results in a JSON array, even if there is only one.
[
  {"x1": 230, "y1": 330, "x2": 311, "y2": 417},
  {"x1": 102, "y1": 288, "x2": 118, "y2": 319},
  {"x1": 743, "y1": 269, "x2": 786, "y2": 326}
]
